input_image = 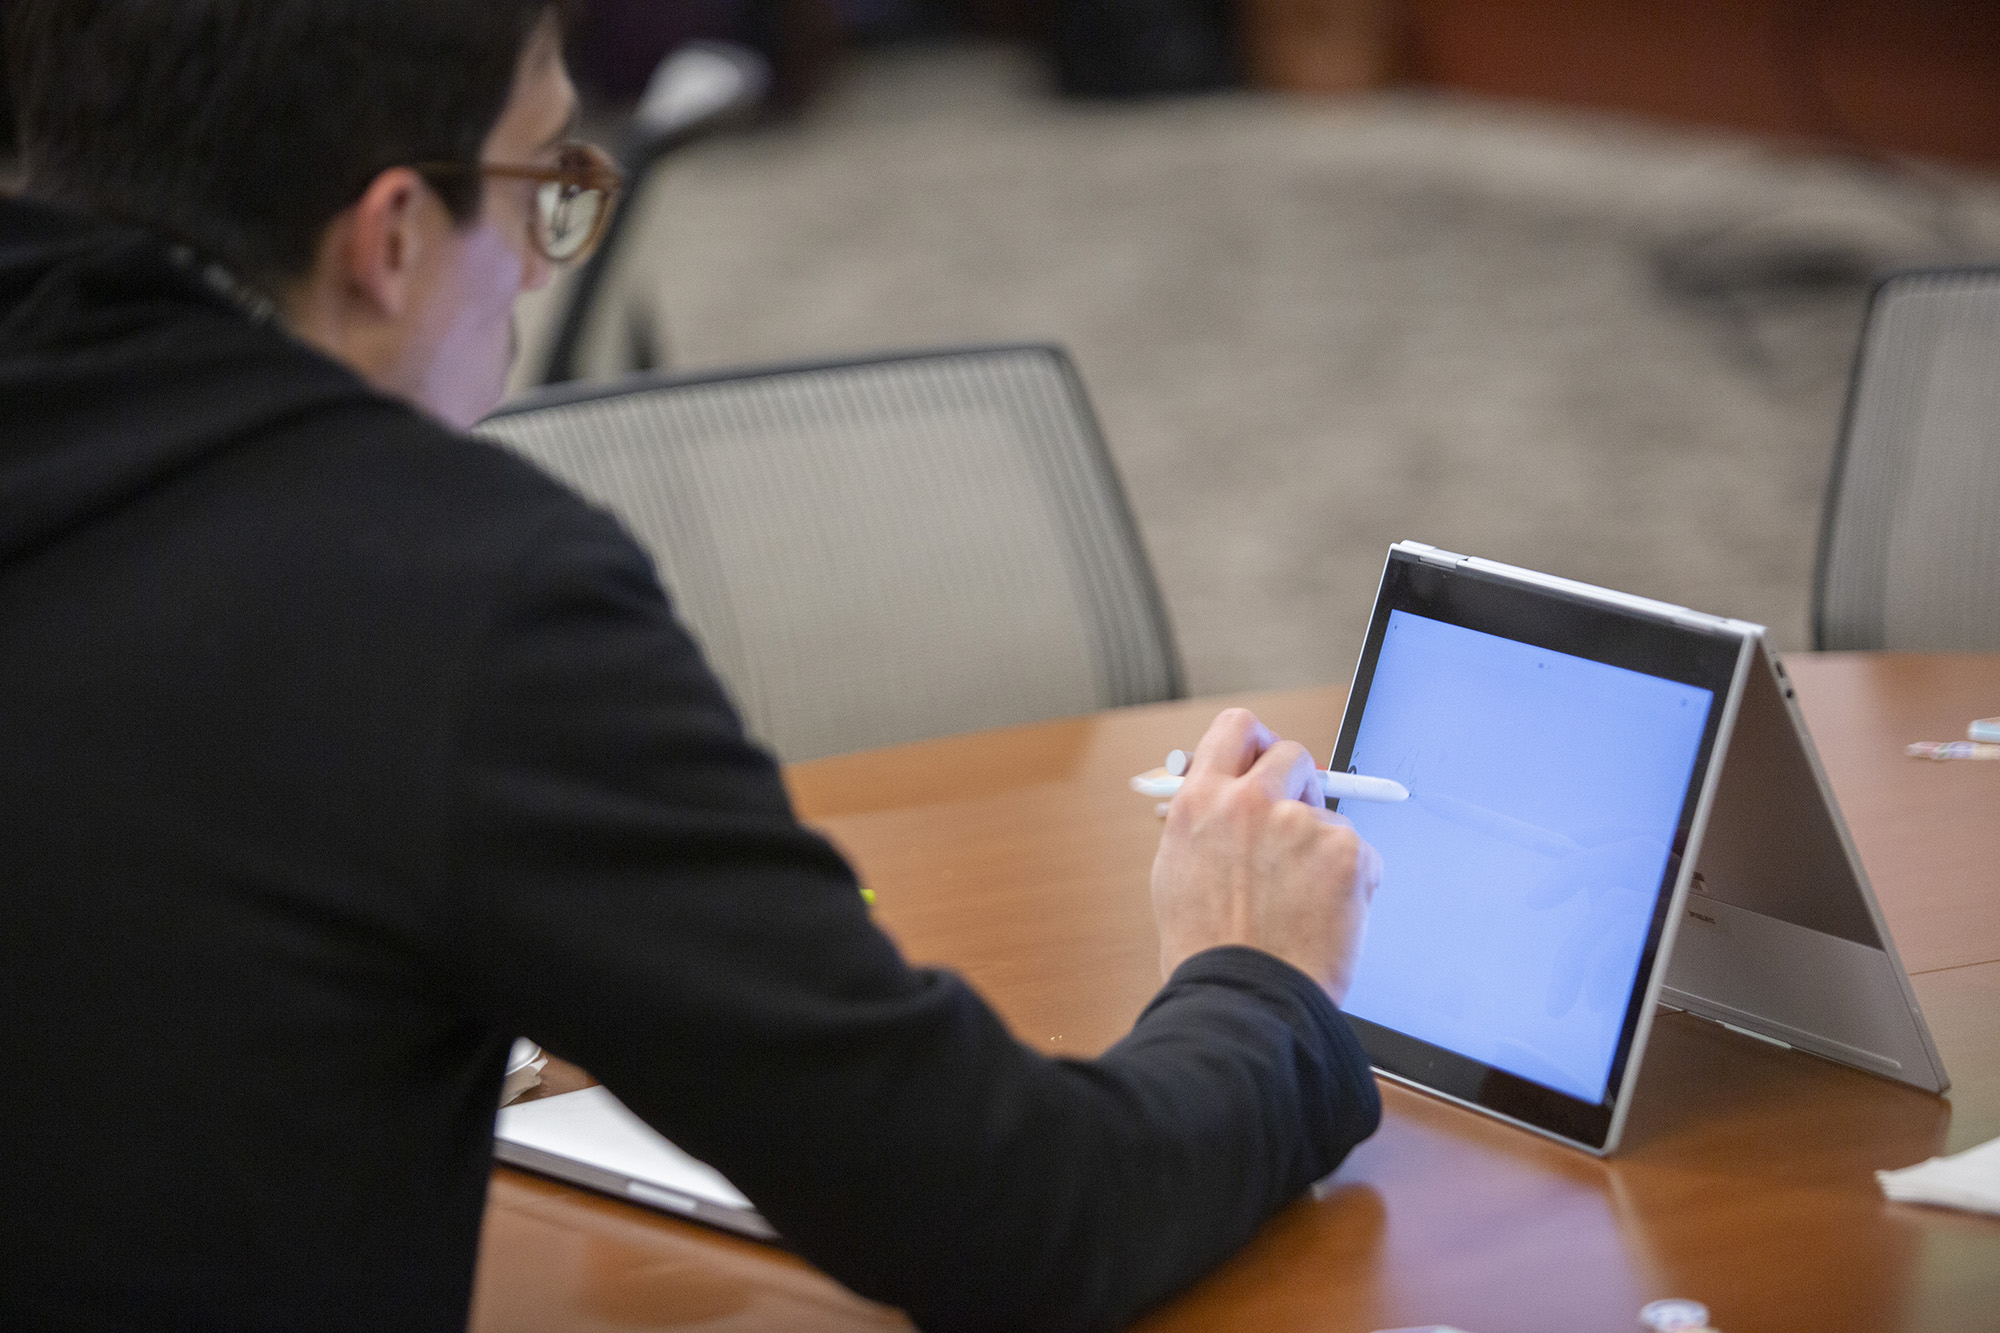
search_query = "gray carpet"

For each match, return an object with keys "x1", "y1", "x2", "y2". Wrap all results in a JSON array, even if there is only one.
[{"x1": 512, "y1": 44, "x2": 2000, "y2": 697}]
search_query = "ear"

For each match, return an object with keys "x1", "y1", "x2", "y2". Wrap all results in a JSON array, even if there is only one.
[{"x1": 340, "y1": 167, "x2": 441, "y2": 318}]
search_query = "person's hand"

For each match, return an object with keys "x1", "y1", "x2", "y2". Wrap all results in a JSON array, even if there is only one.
[{"x1": 1150, "y1": 708, "x2": 1381, "y2": 1005}]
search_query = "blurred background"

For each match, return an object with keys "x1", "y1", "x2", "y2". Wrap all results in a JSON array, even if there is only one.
[
  {"x1": 11, "y1": 2, "x2": 2000, "y2": 696},
  {"x1": 514, "y1": 0, "x2": 2000, "y2": 695}
]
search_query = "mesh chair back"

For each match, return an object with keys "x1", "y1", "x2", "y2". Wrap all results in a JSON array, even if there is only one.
[
  {"x1": 480, "y1": 346, "x2": 1183, "y2": 761},
  {"x1": 1815, "y1": 270, "x2": 2000, "y2": 651}
]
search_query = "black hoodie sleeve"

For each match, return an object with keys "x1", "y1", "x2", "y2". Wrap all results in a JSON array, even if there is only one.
[{"x1": 440, "y1": 503, "x2": 1381, "y2": 1333}]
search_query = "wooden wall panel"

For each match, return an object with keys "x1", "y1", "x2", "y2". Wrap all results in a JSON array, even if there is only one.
[{"x1": 1403, "y1": 0, "x2": 2000, "y2": 168}]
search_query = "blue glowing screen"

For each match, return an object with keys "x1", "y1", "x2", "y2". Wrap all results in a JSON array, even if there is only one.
[{"x1": 1339, "y1": 610, "x2": 1713, "y2": 1103}]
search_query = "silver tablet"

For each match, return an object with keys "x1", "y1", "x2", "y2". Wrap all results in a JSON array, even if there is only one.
[
  {"x1": 1326, "y1": 543, "x2": 1944, "y2": 1155},
  {"x1": 496, "y1": 1086, "x2": 777, "y2": 1240}
]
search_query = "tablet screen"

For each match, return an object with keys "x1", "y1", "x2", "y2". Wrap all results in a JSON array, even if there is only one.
[
  {"x1": 1339, "y1": 610, "x2": 1710, "y2": 1103},
  {"x1": 1329, "y1": 549, "x2": 1746, "y2": 1149}
]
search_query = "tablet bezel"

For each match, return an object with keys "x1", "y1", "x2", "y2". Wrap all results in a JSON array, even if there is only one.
[{"x1": 1328, "y1": 543, "x2": 1758, "y2": 1153}]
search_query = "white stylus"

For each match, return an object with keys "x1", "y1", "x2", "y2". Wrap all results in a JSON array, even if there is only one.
[{"x1": 1129, "y1": 750, "x2": 1409, "y2": 802}]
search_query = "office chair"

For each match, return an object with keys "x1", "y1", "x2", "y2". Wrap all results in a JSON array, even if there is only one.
[
  {"x1": 1813, "y1": 269, "x2": 2000, "y2": 651},
  {"x1": 479, "y1": 345, "x2": 1185, "y2": 761}
]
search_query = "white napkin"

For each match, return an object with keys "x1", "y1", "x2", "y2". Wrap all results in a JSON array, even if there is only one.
[
  {"x1": 500, "y1": 1039, "x2": 548, "y2": 1105},
  {"x1": 1877, "y1": 1136, "x2": 2000, "y2": 1216}
]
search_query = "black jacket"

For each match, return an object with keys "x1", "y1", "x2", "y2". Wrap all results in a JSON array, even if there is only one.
[{"x1": 0, "y1": 195, "x2": 1380, "y2": 1332}]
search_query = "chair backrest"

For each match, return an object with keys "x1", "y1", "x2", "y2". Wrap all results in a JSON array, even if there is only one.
[
  {"x1": 479, "y1": 345, "x2": 1183, "y2": 761},
  {"x1": 1814, "y1": 269, "x2": 2000, "y2": 651}
]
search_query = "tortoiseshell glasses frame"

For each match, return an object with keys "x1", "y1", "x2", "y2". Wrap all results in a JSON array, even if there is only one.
[{"x1": 413, "y1": 140, "x2": 625, "y2": 263}]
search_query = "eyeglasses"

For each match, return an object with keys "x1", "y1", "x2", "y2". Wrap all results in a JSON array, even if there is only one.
[{"x1": 413, "y1": 141, "x2": 625, "y2": 263}]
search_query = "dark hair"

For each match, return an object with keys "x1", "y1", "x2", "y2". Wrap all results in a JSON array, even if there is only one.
[{"x1": 5, "y1": 0, "x2": 571, "y2": 283}]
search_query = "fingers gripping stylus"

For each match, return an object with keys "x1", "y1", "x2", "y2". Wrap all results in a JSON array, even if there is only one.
[{"x1": 1129, "y1": 750, "x2": 1410, "y2": 803}]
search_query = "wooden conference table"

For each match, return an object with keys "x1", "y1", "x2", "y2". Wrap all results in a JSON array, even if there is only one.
[{"x1": 471, "y1": 653, "x2": 2000, "y2": 1333}]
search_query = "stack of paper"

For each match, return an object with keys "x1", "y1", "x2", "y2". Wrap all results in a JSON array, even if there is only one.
[{"x1": 1877, "y1": 1136, "x2": 2000, "y2": 1215}]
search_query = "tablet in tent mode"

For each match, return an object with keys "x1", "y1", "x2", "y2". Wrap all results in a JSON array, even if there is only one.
[{"x1": 1326, "y1": 542, "x2": 1947, "y2": 1154}]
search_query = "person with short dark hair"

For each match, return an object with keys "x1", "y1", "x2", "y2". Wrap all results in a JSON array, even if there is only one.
[{"x1": 0, "y1": 5, "x2": 1383, "y2": 1330}]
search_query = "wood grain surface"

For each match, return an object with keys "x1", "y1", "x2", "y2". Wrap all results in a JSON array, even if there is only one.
[{"x1": 471, "y1": 653, "x2": 2000, "y2": 1333}]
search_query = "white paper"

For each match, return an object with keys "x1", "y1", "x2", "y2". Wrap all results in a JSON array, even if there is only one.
[
  {"x1": 495, "y1": 1085, "x2": 754, "y2": 1211},
  {"x1": 1877, "y1": 1135, "x2": 2000, "y2": 1216}
]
